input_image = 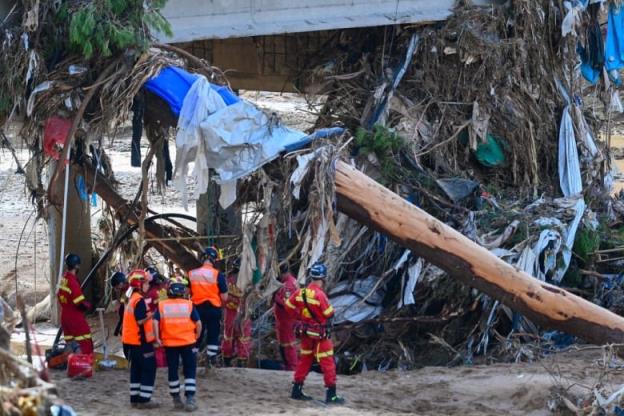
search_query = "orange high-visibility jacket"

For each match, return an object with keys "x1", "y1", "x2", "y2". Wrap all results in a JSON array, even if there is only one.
[
  {"x1": 122, "y1": 292, "x2": 155, "y2": 346},
  {"x1": 158, "y1": 298, "x2": 197, "y2": 347},
  {"x1": 188, "y1": 264, "x2": 222, "y2": 307}
]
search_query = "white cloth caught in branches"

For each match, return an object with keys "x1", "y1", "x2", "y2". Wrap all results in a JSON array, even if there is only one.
[{"x1": 173, "y1": 76, "x2": 227, "y2": 209}]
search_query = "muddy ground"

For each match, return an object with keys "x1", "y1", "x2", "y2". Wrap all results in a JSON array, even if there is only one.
[{"x1": 51, "y1": 349, "x2": 617, "y2": 416}]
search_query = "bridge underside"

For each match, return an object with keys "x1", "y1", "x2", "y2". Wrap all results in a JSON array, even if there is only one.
[
  {"x1": 175, "y1": 31, "x2": 335, "y2": 93},
  {"x1": 163, "y1": 0, "x2": 495, "y2": 92}
]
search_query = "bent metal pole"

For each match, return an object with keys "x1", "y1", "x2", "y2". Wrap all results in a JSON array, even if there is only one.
[{"x1": 334, "y1": 160, "x2": 624, "y2": 345}]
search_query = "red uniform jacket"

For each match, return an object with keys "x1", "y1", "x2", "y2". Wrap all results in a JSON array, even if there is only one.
[
  {"x1": 57, "y1": 271, "x2": 88, "y2": 315},
  {"x1": 144, "y1": 285, "x2": 161, "y2": 314},
  {"x1": 273, "y1": 273, "x2": 298, "y2": 322},
  {"x1": 285, "y1": 282, "x2": 334, "y2": 325},
  {"x1": 224, "y1": 273, "x2": 244, "y2": 311}
]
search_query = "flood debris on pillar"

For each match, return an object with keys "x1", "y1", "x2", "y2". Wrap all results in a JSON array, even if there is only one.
[{"x1": 159, "y1": 1, "x2": 624, "y2": 371}]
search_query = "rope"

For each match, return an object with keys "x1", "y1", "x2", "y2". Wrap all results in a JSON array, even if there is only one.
[
  {"x1": 143, "y1": 234, "x2": 238, "y2": 242},
  {"x1": 14, "y1": 210, "x2": 35, "y2": 297},
  {"x1": 33, "y1": 220, "x2": 37, "y2": 308}
]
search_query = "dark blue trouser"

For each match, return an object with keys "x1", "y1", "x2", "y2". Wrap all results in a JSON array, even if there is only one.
[
  {"x1": 165, "y1": 345, "x2": 197, "y2": 398},
  {"x1": 127, "y1": 344, "x2": 156, "y2": 403},
  {"x1": 196, "y1": 302, "x2": 222, "y2": 359}
]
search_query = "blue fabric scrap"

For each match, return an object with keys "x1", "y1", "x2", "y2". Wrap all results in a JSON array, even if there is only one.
[{"x1": 76, "y1": 175, "x2": 89, "y2": 202}]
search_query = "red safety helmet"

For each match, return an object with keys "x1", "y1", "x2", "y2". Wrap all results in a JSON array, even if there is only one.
[{"x1": 128, "y1": 269, "x2": 148, "y2": 288}]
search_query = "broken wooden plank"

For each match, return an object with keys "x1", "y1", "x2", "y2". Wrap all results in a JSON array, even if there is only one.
[
  {"x1": 334, "y1": 161, "x2": 624, "y2": 345},
  {"x1": 79, "y1": 160, "x2": 201, "y2": 270}
]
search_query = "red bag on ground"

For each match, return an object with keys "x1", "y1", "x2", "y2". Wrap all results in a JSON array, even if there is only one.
[
  {"x1": 155, "y1": 346, "x2": 167, "y2": 368},
  {"x1": 67, "y1": 353, "x2": 93, "y2": 378},
  {"x1": 43, "y1": 116, "x2": 71, "y2": 160}
]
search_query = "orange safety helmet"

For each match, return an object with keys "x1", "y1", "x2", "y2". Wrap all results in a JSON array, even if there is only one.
[{"x1": 128, "y1": 269, "x2": 149, "y2": 288}]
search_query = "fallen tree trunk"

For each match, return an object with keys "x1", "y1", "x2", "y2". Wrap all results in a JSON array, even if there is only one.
[
  {"x1": 80, "y1": 160, "x2": 200, "y2": 270},
  {"x1": 334, "y1": 161, "x2": 624, "y2": 345}
]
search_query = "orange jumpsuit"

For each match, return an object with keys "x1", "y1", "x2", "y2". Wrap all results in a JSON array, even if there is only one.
[
  {"x1": 273, "y1": 273, "x2": 298, "y2": 370},
  {"x1": 286, "y1": 283, "x2": 336, "y2": 387},
  {"x1": 57, "y1": 271, "x2": 93, "y2": 354},
  {"x1": 221, "y1": 273, "x2": 252, "y2": 360}
]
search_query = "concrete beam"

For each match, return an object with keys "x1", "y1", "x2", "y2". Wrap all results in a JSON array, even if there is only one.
[{"x1": 161, "y1": 0, "x2": 459, "y2": 43}]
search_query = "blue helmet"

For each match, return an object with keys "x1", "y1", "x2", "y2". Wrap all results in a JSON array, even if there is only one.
[
  {"x1": 65, "y1": 254, "x2": 81, "y2": 269},
  {"x1": 110, "y1": 271, "x2": 127, "y2": 287},
  {"x1": 309, "y1": 262, "x2": 327, "y2": 280},
  {"x1": 168, "y1": 282, "x2": 187, "y2": 298},
  {"x1": 202, "y1": 247, "x2": 219, "y2": 262}
]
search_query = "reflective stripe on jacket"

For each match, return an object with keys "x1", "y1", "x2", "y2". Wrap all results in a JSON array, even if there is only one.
[
  {"x1": 285, "y1": 283, "x2": 334, "y2": 325},
  {"x1": 188, "y1": 265, "x2": 222, "y2": 307},
  {"x1": 158, "y1": 298, "x2": 196, "y2": 347},
  {"x1": 122, "y1": 292, "x2": 155, "y2": 345}
]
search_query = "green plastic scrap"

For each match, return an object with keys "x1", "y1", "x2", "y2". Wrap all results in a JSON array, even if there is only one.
[
  {"x1": 474, "y1": 134, "x2": 506, "y2": 167},
  {"x1": 459, "y1": 130, "x2": 506, "y2": 167}
]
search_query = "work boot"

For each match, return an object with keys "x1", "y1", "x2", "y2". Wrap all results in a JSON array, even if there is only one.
[
  {"x1": 172, "y1": 395, "x2": 184, "y2": 410},
  {"x1": 137, "y1": 400, "x2": 160, "y2": 409},
  {"x1": 325, "y1": 386, "x2": 345, "y2": 405},
  {"x1": 207, "y1": 355, "x2": 217, "y2": 368},
  {"x1": 184, "y1": 396, "x2": 198, "y2": 412},
  {"x1": 291, "y1": 382, "x2": 312, "y2": 401}
]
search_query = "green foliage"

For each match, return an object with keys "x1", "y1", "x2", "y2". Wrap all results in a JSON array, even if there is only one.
[
  {"x1": 355, "y1": 124, "x2": 406, "y2": 181},
  {"x1": 573, "y1": 227, "x2": 600, "y2": 264},
  {"x1": 66, "y1": 0, "x2": 172, "y2": 59}
]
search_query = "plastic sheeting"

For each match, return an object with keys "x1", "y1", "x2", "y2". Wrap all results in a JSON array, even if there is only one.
[
  {"x1": 400, "y1": 258, "x2": 423, "y2": 308},
  {"x1": 606, "y1": 4, "x2": 624, "y2": 73},
  {"x1": 145, "y1": 66, "x2": 240, "y2": 116},
  {"x1": 173, "y1": 76, "x2": 228, "y2": 208},
  {"x1": 163, "y1": 67, "x2": 342, "y2": 209},
  {"x1": 436, "y1": 178, "x2": 479, "y2": 203},
  {"x1": 559, "y1": 106, "x2": 583, "y2": 197},
  {"x1": 199, "y1": 100, "x2": 306, "y2": 184},
  {"x1": 145, "y1": 67, "x2": 199, "y2": 115},
  {"x1": 330, "y1": 276, "x2": 385, "y2": 324},
  {"x1": 554, "y1": 102, "x2": 587, "y2": 282}
]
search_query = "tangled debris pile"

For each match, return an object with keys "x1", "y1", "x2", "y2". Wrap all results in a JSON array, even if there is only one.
[
  {"x1": 227, "y1": 0, "x2": 624, "y2": 370},
  {"x1": 4, "y1": 0, "x2": 624, "y2": 387}
]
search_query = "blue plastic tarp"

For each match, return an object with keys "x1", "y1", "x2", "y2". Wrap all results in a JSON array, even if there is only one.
[
  {"x1": 282, "y1": 127, "x2": 345, "y2": 153},
  {"x1": 606, "y1": 5, "x2": 624, "y2": 72},
  {"x1": 145, "y1": 66, "x2": 239, "y2": 116}
]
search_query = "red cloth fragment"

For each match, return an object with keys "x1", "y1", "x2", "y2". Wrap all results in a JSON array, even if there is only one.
[{"x1": 44, "y1": 116, "x2": 71, "y2": 160}]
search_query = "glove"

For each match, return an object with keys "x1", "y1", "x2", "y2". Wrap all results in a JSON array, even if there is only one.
[{"x1": 77, "y1": 301, "x2": 91, "y2": 312}]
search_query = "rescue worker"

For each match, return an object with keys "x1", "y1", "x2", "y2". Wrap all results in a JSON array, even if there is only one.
[
  {"x1": 153, "y1": 278, "x2": 202, "y2": 412},
  {"x1": 111, "y1": 271, "x2": 128, "y2": 338},
  {"x1": 273, "y1": 260, "x2": 299, "y2": 370},
  {"x1": 286, "y1": 262, "x2": 345, "y2": 405},
  {"x1": 188, "y1": 247, "x2": 227, "y2": 365},
  {"x1": 144, "y1": 266, "x2": 165, "y2": 313},
  {"x1": 221, "y1": 258, "x2": 252, "y2": 367},
  {"x1": 57, "y1": 254, "x2": 93, "y2": 354},
  {"x1": 122, "y1": 269, "x2": 158, "y2": 409}
]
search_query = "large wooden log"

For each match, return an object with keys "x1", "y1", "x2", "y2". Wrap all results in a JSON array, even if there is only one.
[
  {"x1": 334, "y1": 161, "x2": 624, "y2": 345},
  {"x1": 80, "y1": 160, "x2": 200, "y2": 270}
]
